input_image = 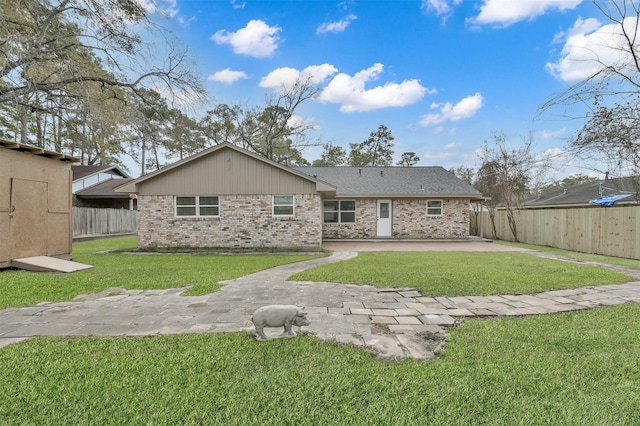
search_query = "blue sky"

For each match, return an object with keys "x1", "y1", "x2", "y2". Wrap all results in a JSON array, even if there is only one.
[{"x1": 147, "y1": 0, "x2": 624, "y2": 179}]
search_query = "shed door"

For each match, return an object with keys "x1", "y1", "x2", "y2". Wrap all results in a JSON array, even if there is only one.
[
  {"x1": 376, "y1": 200, "x2": 392, "y2": 237},
  {"x1": 10, "y1": 178, "x2": 48, "y2": 259}
]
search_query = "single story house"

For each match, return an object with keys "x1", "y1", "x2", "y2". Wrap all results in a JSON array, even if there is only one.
[
  {"x1": 115, "y1": 143, "x2": 484, "y2": 250},
  {"x1": 72, "y1": 165, "x2": 136, "y2": 209}
]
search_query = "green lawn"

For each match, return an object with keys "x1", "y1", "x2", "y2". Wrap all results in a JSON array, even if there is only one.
[
  {"x1": 2, "y1": 238, "x2": 640, "y2": 424},
  {"x1": 290, "y1": 251, "x2": 634, "y2": 296},
  {"x1": 1, "y1": 304, "x2": 639, "y2": 424},
  {"x1": 0, "y1": 236, "x2": 324, "y2": 309}
]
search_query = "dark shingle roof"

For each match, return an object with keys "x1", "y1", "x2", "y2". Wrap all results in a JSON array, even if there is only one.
[
  {"x1": 522, "y1": 177, "x2": 639, "y2": 207},
  {"x1": 76, "y1": 178, "x2": 134, "y2": 198},
  {"x1": 294, "y1": 166, "x2": 483, "y2": 199}
]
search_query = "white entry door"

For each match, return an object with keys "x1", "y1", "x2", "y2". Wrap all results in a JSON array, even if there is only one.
[{"x1": 376, "y1": 200, "x2": 392, "y2": 237}]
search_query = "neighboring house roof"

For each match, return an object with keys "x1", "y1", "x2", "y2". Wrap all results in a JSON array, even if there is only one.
[
  {"x1": 72, "y1": 164, "x2": 129, "y2": 181},
  {"x1": 115, "y1": 142, "x2": 337, "y2": 194},
  {"x1": 75, "y1": 178, "x2": 135, "y2": 198},
  {"x1": 522, "y1": 177, "x2": 639, "y2": 208},
  {"x1": 295, "y1": 166, "x2": 484, "y2": 200}
]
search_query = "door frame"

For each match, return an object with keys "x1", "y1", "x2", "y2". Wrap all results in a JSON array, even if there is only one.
[{"x1": 376, "y1": 199, "x2": 392, "y2": 237}]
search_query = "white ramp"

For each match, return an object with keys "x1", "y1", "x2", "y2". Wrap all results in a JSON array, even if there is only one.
[{"x1": 12, "y1": 256, "x2": 93, "y2": 273}]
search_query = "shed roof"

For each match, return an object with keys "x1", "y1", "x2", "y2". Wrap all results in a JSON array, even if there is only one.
[
  {"x1": 0, "y1": 138, "x2": 79, "y2": 162},
  {"x1": 295, "y1": 166, "x2": 484, "y2": 199},
  {"x1": 522, "y1": 177, "x2": 639, "y2": 207}
]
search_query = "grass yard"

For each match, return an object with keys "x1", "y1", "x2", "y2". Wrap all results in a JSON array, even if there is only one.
[
  {"x1": 2, "y1": 238, "x2": 640, "y2": 424},
  {"x1": 290, "y1": 251, "x2": 634, "y2": 296},
  {"x1": 497, "y1": 240, "x2": 640, "y2": 268},
  {"x1": 1, "y1": 303, "x2": 639, "y2": 425},
  {"x1": 0, "y1": 236, "x2": 324, "y2": 309}
]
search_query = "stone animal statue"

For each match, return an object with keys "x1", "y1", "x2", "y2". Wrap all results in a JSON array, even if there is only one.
[{"x1": 251, "y1": 305, "x2": 310, "y2": 341}]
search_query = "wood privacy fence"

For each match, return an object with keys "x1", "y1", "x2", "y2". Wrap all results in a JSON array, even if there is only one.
[
  {"x1": 474, "y1": 205, "x2": 640, "y2": 259},
  {"x1": 72, "y1": 207, "x2": 137, "y2": 237}
]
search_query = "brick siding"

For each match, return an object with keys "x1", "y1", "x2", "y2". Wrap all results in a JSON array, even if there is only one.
[
  {"x1": 137, "y1": 194, "x2": 322, "y2": 250},
  {"x1": 322, "y1": 198, "x2": 471, "y2": 239}
]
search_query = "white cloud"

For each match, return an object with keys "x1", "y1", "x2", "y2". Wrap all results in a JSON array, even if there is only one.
[
  {"x1": 422, "y1": 151, "x2": 456, "y2": 160},
  {"x1": 212, "y1": 20, "x2": 281, "y2": 58},
  {"x1": 444, "y1": 142, "x2": 458, "y2": 150},
  {"x1": 137, "y1": 0, "x2": 179, "y2": 18},
  {"x1": 468, "y1": 0, "x2": 583, "y2": 27},
  {"x1": 259, "y1": 64, "x2": 338, "y2": 89},
  {"x1": 421, "y1": 0, "x2": 462, "y2": 17},
  {"x1": 420, "y1": 93, "x2": 484, "y2": 126},
  {"x1": 540, "y1": 127, "x2": 567, "y2": 139},
  {"x1": 208, "y1": 68, "x2": 248, "y2": 84},
  {"x1": 545, "y1": 17, "x2": 637, "y2": 82},
  {"x1": 318, "y1": 63, "x2": 428, "y2": 112},
  {"x1": 317, "y1": 14, "x2": 357, "y2": 34}
]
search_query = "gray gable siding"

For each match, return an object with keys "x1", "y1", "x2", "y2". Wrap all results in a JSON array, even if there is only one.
[{"x1": 295, "y1": 166, "x2": 482, "y2": 198}]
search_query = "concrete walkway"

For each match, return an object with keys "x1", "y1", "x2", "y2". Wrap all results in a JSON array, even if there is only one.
[{"x1": 2, "y1": 245, "x2": 640, "y2": 360}]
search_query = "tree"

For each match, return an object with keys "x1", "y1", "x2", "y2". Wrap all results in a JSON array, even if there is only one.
[
  {"x1": 397, "y1": 152, "x2": 420, "y2": 167},
  {"x1": 450, "y1": 166, "x2": 475, "y2": 185},
  {"x1": 312, "y1": 143, "x2": 347, "y2": 166},
  {"x1": 570, "y1": 101, "x2": 640, "y2": 188},
  {"x1": 0, "y1": 0, "x2": 204, "y2": 145},
  {"x1": 477, "y1": 132, "x2": 549, "y2": 242},
  {"x1": 542, "y1": 1, "x2": 640, "y2": 114},
  {"x1": 198, "y1": 77, "x2": 319, "y2": 164},
  {"x1": 539, "y1": 173, "x2": 599, "y2": 193},
  {"x1": 540, "y1": 1, "x2": 640, "y2": 180},
  {"x1": 348, "y1": 124, "x2": 395, "y2": 166}
]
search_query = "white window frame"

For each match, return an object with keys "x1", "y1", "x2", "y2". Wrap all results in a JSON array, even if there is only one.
[
  {"x1": 427, "y1": 199, "x2": 443, "y2": 217},
  {"x1": 323, "y1": 200, "x2": 356, "y2": 224},
  {"x1": 175, "y1": 196, "x2": 220, "y2": 218},
  {"x1": 273, "y1": 195, "x2": 295, "y2": 217}
]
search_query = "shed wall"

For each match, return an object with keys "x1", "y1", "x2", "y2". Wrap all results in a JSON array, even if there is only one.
[{"x1": 1, "y1": 148, "x2": 73, "y2": 266}]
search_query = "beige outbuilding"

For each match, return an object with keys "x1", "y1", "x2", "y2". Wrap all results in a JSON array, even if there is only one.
[{"x1": 0, "y1": 139, "x2": 81, "y2": 269}]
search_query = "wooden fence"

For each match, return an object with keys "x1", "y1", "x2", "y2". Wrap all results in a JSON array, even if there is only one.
[
  {"x1": 73, "y1": 207, "x2": 137, "y2": 237},
  {"x1": 474, "y1": 205, "x2": 640, "y2": 259}
]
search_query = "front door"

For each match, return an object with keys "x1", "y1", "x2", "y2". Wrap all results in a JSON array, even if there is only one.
[{"x1": 376, "y1": 200, "x2": 392, "y2": 237}]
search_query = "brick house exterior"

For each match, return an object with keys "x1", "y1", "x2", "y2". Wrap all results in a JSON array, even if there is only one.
[{"x1": 116, "y1": 143, "x2": 484, "y2": 250}]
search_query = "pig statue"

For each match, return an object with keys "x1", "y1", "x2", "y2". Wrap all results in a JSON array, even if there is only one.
[{"x1": 251, "y1": 305, "x2": 310, "y2": 341}]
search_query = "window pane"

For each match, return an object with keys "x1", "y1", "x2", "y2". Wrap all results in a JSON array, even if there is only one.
[
  {"x1": 379, "y1": 202, "x2": 389, "y2": 219},
  {"x1": 427, "y1": 200, "x2": 442, "y2": 208},
  {"x1": 176, "y1": 197, "x2": 195, "y2": 206},
  {"x1": 176, "y1": 206, "x2": 196, "y2": 216},
  {"x1": 200, "y1": 207, "x2": 219, "y2": 216},
  {"x1": 340, "y1": 200, "x2": 355, "y2": 211},
  {"x1": 341, "y1": 212, "x2": 355, "y2": 223},
  {"x1": 200, "y1": 196, "x2": 218, "y2": 206},
  {"x1": 274, "y1": 195, "x2": 293, "y2": 205},
  {"x1": 427, "y1": 208, "x2": 441, "y2": 215},
  {"x1": 324, "y1": 212, "x2": 339, "y2": 223},
  {"x1": 323, "y1": 200, "x2": 339, "y2": 211},
  {"x1": 274, "y1": 206, "x2": 294, "y2": 215}
]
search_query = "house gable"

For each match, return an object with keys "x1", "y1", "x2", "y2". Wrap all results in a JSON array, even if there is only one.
[{"x1": 116, "y1": 143, "x2": 335, "y2": 196}]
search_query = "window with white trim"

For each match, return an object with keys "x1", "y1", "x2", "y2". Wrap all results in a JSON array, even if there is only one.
[
  {"x1": 427, "y1": 200, "x2": 443, "y2": 216},
  {"x1": 175, "y1": 196, "x2": 219, "y2": 217},
  {"x1": 323, "y1": 200, "x2": 356, "y2": 223},
  {"x1": 273, "y1": 195, "x2": 294, "y2": 216}
]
